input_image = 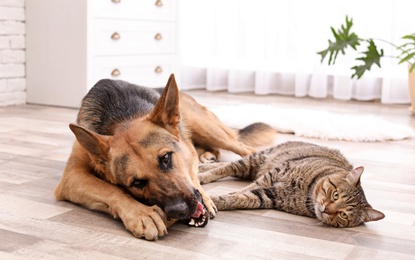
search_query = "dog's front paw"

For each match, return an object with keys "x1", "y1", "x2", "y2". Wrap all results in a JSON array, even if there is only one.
[
  {"x1": 199, "y1": 151, "x2": 219, "y2": 163},
  {"x1": 121, "y1": 204, "x2": 168, "y2": 241}
]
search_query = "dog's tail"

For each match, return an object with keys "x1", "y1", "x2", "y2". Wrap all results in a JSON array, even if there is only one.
[{"x1": 237, "y1": 122, "x2": 277, "y2": 147}]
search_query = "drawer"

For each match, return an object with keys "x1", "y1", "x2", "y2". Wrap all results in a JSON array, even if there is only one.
[
  {"x1": 92, "y1": 0, "x2": 176, "y2": 21},
  {"x1": 92, "y1": 19, "x2": 176, "y2": 56},
  {"x1": 93, "y1": 55, "x2": 178, "y2": 88}
]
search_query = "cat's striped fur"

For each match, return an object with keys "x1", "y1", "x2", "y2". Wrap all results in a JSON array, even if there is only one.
[{"x1": 199, "y1": 141, "x2": 385, "y2": 227}]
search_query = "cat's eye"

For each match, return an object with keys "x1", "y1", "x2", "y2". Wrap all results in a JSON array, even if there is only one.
[
  {"x1": 339, "y1": 211, "x2": 348, "y2": 219},
  {"x1": 332, "y1": 191, "x2": 339, "y2": 200}
]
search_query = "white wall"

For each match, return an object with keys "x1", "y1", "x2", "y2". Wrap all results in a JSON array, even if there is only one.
[{"x1": 0, "y1": 0, "x2": 25, "y2": 106}]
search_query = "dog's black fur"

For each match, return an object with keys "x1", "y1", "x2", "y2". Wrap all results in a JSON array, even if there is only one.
[{"x1": 77, "y1": 79, "x2": 162, "y2": 135}]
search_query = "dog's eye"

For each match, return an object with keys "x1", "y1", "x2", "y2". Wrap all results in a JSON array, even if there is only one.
[
  {"x1": 159, "y1": 152, "x2": 173, "y2": 171},
  {"x1": 131, "y1": 178, "x2": 147, "y2": 189}
]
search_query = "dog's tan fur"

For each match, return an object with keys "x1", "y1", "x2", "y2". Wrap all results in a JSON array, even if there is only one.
[{"x1": 54, "y1": 74, "x2": 275, "y2": 240}]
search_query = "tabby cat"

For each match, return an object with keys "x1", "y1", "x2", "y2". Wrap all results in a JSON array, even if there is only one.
[{"x1": 198, "y1": 141, "x2": 385, "y2": 227}]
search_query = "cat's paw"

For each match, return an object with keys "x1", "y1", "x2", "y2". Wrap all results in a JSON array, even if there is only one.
[
  {"x1": 197, "y1": 171, "x2": 213, "y2": 184},
  {"x1": 198, "y1": 162, "x2": 228, "y2": 173},
  {"x1": 202, "y1": 194, "x2": 217, "y2": 218}
]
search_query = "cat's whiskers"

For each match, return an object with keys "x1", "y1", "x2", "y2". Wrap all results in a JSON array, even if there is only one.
[{"x1": 313, "y1": 221, "x2": 326, "y2": 227}]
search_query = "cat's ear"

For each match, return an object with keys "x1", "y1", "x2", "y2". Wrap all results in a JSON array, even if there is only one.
[
  {"x1": 363, "y1": 207, "x2": 385, "y2": 222},
  {"x1": 346, "y1": 166, "x2": 364, "y2": 186}
]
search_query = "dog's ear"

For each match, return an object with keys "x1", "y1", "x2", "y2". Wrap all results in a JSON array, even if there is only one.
[
  {"x1": 69, "y1": 123, "x2": 111, "y2": 159},
  {"x1": 148, "y1": 74, "x2": 181, "y2": 137}
]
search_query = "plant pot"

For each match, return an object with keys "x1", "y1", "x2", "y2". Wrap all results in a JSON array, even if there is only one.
[{"x1": 409, "y1": 64, "x2": 415, "y2": 114}]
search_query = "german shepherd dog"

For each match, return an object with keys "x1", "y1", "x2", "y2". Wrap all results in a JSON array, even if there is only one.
[{"x1": 54, "y1": 74, "x2": 275, "y2": 240}]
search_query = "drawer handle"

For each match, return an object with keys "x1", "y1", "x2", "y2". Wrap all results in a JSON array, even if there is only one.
[
  {"x1": 154, "y1": 66, "x2": 163, "y2": 74},
  {"x1": 111, "y1": 0, "x2": 121, "y2": 3},
  {"x1": 154, "y1": 33, "x2": 163, "y2": 41},
  {"x1": 111, "y1": 32, "x2": 121, "y2": 40},
  {"x1": 111, "y1": 69, "x2": 121, "y2": 77},
  {"x1": 155, "y1": 0, "x2": 163, "y2": 7}
]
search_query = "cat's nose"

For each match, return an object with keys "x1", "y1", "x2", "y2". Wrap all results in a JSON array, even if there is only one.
[{"x1": 323, "y1": 206, "x2": 330, "y2": 214}]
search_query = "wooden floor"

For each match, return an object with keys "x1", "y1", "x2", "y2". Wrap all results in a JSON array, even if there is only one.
[{"x1": 1, "y1": 91, "x2": 415, "y2": 259}]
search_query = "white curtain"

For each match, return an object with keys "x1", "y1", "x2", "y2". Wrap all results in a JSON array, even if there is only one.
[{"x1": 178, "y1": 0, "x2": 414, "y2": 104}]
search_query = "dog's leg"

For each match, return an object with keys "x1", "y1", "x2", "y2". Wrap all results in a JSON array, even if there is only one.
[
  {"x1": 180, "y1": 92, "x2": 256, "y2": 158},
  {"x1": 193, "y1": 122, "x2": 256, "y2": 157},
  {"x1": 54, "y1": 155, "x2": 169, "y2": 240}
]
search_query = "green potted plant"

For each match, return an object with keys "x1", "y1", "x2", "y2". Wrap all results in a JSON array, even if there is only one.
[{"x1": 318, "y1": 16, "x2": 415, "y2": 113}]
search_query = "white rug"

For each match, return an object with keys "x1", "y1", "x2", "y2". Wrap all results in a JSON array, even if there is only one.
[{"x1": 209, "y1": 104, "x2": 415, "y2": 142}]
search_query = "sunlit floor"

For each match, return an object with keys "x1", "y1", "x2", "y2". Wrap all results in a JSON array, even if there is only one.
[{"x1": 1, "y1": 90, "x2": 414, "y2": 259}]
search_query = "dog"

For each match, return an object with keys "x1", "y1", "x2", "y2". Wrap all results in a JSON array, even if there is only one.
[{"x1": 54, "y1": 74, "x2": 276, "y2": 240}]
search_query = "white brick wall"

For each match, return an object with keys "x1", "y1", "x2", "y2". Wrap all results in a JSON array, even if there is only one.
[{"x1": 0, "y1": 0, "x2": 25, "y2": 106}]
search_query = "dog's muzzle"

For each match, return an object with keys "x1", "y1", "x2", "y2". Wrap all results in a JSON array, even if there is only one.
[{"x1": 163, "y1": 190, "x2": 209, "y2": 228}]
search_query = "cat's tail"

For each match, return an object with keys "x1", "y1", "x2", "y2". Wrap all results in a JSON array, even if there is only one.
[{"x1": 237, "y1": 122, "x2": 277, "y2": 147}]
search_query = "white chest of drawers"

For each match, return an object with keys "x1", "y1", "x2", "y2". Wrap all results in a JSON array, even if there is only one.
[{"x1": 26, "y1": 0, "x2": 178, "y2": 108}]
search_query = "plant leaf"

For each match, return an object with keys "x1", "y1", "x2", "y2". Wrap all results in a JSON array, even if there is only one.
[
  {"x1": 398, "y1": 34, "x2": 415, "y2": 65},
  {"x1": 402, "y1": 33, "x2": 415, "y2": 41},
  {"x1": 318, "y1": 16, "x2": 361, "y2": 65},
  {"x1": 351, "y1": 39, "x2": 384, "y2": 78},
  {"x1": 410, "y1": 63, "x2": 415, "y2": 73},
  {"x1": 398, "y1": 52, "x2": 415, "y2": 64},
  {"x1": 399, "y1": 34, "x2": 415, "y2": 50},
  {"x1": 399, "y1": 43, "x2": 415, "y2": 49}
]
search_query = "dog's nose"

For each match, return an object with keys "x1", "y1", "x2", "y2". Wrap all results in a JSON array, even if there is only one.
[{"x1": 165, "y1": 202, "x2": 188, "y2": 219}]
